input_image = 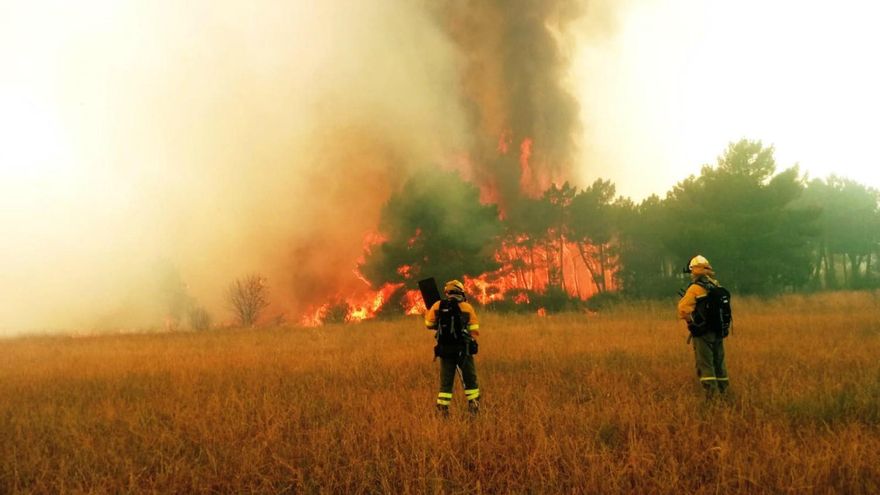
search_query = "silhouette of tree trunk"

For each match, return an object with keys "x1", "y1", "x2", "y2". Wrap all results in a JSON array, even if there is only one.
[{"x1": 228, "y1": 274, "x2": 269, "y2": 327}]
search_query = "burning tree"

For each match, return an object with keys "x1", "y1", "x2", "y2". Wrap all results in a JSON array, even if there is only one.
[
  {"x1": 361, "y1": 170, "x2": 503, "y2": 288},
  {"x1": 357, "y1": 171, "x2": 619, "y2": 313},
  {"x1": 540, "y1": 182, "x2": 577, "y2": 291},
  {"x1": 569, "y1": 179, "x2": 619, "y2": 294},
  {"x1": 295, "y1": 0, "x2": 594, "y2": 323},
  {"x1": 227, "y1": 274, "x2": 269, "y2": 327}
]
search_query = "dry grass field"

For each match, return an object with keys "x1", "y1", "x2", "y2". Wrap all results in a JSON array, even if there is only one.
[{"x1": 2, "y1": 291, "x2": 880, "y2": 494}]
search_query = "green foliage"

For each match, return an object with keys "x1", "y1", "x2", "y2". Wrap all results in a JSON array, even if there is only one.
[
  {"x1": 569, "y1": 179, "x2": 619, "y2": 294},
  {"x1": 537, "y1": 182, "x2": 577, "y2": 290},
  {"x1": 570, "y1": 179, "x2": 615, "y2": 245},
  {"x1": 359, "y1": 140, "x2": 879, "y2": 308},
  {"x1": 532, "y1": 286, "x2": 585, "y2": 312},
  {"x1": 799, "y1": 176, "x2": 880, "y2": 289},
  {"x1": 361, "y1": 169, "x2": 503, "y2": 287},
  {"x1": 615, "y1": 195, "x2": 680, "y2": 298},
  {"x1": 664, "y1": 139, "x2": 819, "y2": 293},
  {"x1": 584, "y1": 291, "x2": 626, "y2": 311}
]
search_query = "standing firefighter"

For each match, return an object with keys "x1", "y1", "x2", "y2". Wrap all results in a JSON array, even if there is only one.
[
  {"x1": 677, "y1": 255, "x2": 733, "y2": 398},
  {"x1": 425, "y1": 279, "x2": 481, "y2": 416}
]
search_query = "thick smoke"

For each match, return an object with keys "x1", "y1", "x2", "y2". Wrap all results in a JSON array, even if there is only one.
[
  {"x1": 435, "y1": 0, "x2": 584, "y2": 209},
  {"x1": 0, "y1": 0, "x2": 590, "y2": 334}
]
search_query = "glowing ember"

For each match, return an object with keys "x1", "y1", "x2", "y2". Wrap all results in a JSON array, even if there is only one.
[{"x1": 407, "y1": 228, "x2": 422, "y2": 248}]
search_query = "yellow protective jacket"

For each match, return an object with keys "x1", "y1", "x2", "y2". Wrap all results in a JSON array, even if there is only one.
[
  {"x1": 425, "y1": 299, "x2": 480, "y2": 337},
  {"x1": 677, "y1": 266, "x2": 720, "y2": 323}
]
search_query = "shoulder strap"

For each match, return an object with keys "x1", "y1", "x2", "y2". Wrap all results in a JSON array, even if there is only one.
[
  {"x1": 439, "y1": 298, "x2": 460, "y2": 311},
  {"x1": 438, "y1": 299, "x2": 462, "y2": 322}
]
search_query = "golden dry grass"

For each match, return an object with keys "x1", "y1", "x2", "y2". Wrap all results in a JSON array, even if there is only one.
[{"x1": 2, "y1": 291, "x2": 880, "y2": 494}]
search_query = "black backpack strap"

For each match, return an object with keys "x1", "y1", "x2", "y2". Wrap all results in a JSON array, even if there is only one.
[
  {"x1": 435, "y1": 299, "x2": 467, "y2": 359},
  {"x1": 693, "y1": 278, "x2": 716, "y2": 292},
  {"x1": 438, "y1": 299, "x2": 462, "y2": 335}
]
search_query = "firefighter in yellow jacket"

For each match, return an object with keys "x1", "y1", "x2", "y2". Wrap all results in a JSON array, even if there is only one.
[
  {"x1": 425, "y1": 279, "x2": 481, "y2": 416},
  {"x1": 678, "y1": 255, "x2": 730, "y2": 398}
]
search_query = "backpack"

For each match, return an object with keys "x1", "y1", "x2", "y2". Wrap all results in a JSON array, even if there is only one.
[
  {"x1": 434, "y1": 299, "x2": 475, "y2": 358},
  {"x1": 690, "y1": 280, "x2": 732, "y2": 338}
]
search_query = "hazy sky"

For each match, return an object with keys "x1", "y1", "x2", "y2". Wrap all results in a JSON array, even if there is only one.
[
  {"x1": 1, "y1": 0, "x2": 878, "y2": 333},
  {"x1": 573, "y1": 0, "x2": 880, "y2": 199}
]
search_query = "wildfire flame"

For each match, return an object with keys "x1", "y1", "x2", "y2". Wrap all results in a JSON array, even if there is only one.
[
  {"x1": 519, "y1": 137, "x2": 534, "y2": 195},
  {"x1": 298, "y1": 135, "x2": 616, "y2": 326},
  {"x1": 403, "y1": 290, "x2": 426, "y2": 315},
  {"x1": 300, "y1": 281, "x2": 404, "y2": 327},
  {"x1": 300, "y1": 233, "x2": 615, "y2": 326}
]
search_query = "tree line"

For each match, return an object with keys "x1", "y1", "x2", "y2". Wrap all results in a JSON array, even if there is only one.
[{"x1": 363, "y1": 139, "x2": 880, "y2": 305}]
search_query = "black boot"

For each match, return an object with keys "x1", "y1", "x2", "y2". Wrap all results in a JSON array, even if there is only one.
[
  {"x1": 435, "y1": 404, "x2": 450, "y2": 418},
  {"x1": 467, "y1": 399, "x2": 480, "y2": 416},
  {"x1": 702, "y1": 382, "x2": 718, "y2": 401}
]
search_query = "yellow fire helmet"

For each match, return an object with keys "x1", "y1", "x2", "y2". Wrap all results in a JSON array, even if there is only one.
[
  {"x1": 444, "y1": 279, "x2": 465, "y2": 294},
  {"x1": 688, "y1": 255, "x2": 712, "y2": 271}
]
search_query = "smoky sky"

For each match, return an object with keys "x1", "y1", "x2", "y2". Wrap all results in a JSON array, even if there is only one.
[
  {"x1": 436, "y1": 0, "x2": 584, "y2": 209},
  {"x1": 0, "y1": 0, "x2": 598, "y2": 334}
]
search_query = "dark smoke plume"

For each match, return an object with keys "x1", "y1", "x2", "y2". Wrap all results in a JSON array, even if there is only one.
[{"x1": 435, "y1": 0, "x2": 584, "y2": 210}]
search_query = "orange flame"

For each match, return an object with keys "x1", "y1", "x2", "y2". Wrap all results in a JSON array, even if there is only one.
[
  {"x1": 303, "y1": 224, "x2": 617, "y2": 325},
  {"x1": 403, "y1": 289, "x2": 426, "y2": 315},
  {"x1": 298, "y1": 132, "x2": 620, "y2": 324},
  {"x1": 397, "y1": 264, "x2": 413, "y2": 279},
  {"x1": 301, "y1": 303, "x2": 330, "y2": 327},
  {"x1": 345, "y1": 282, "x2": 402, "y2": 323}
]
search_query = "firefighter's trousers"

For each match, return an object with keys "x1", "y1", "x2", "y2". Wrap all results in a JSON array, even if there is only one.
[
  {"x1": 437, "y1": 352, "x2": 480, "y2": 406},
  {"x1": 692, "y1": 332, "x2": 729, "y2": 396}
]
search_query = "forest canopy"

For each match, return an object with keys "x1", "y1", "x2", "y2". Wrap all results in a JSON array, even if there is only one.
[{"x1": 363, "y1": 140, "x2": 880, "y2": 302}]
